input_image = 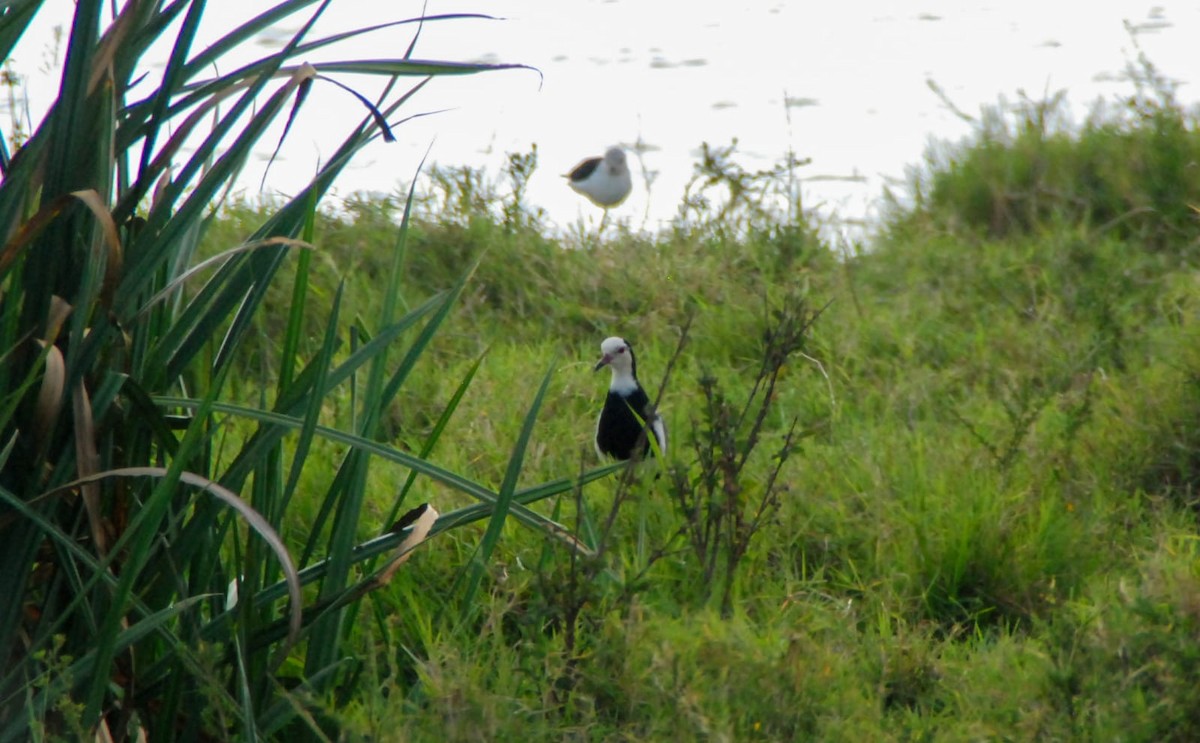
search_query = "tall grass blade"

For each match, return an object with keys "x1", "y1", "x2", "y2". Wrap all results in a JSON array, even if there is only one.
[
  {"x1": 458, "y1": 357, "x2": 558, "y2": 618},
  {"x1": 384, "y1": 350, "x2": 486, "y2": 529}
]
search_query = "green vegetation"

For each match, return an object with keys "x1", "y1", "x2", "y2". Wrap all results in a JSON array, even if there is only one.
[{"x1": 4, "y1": 4, "x2": 1200, "y2": 740}]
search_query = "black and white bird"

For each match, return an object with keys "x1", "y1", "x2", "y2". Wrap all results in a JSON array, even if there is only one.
[
  {"x1": 593, "y1": 336, "x2": 667, "y2": 461},
  {"x1": 565, "y1": 146, "x2": 633, "y2": 209}
]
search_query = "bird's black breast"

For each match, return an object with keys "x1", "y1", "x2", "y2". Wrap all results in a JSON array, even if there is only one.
[
  {"x1": 596, "y1": 388, "x2": 656, "y2": 460},
  {"x1": 568, "y1": 157, "x2": 602, "y2": 183}
]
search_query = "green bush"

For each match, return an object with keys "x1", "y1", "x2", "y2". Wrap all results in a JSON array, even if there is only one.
[{"x1": 888, "y1": 55, "x2": 1200, "y2": 252}]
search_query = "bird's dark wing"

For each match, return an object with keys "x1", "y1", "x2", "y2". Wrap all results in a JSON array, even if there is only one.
[
  {"x1": 626, "y1": 387, "x2": 652, "y2": 418},
  {"x1": 567, "y1": 156, "x2": 602, "y2": 182}
]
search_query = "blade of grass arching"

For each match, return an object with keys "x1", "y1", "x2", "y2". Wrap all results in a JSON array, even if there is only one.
[
  {"x1": 213, "y1": 462, "x2": 621, "y2": 620},
  {"x1": 154, "y1": 244, "x2": 288, "y2": 386},
  {"x1": 0, "y1": 483, "x2": 228, "y2": 709},
  {"x1": 136, "y1": 239, "x2": 308, "y2": 383},
  {"x1": 183, "y1": 13, "x2": 498, "y2": 88},
  {"x1": 153, "y1": 60, "x2": 317, "y2": 264},
  {"x1": 160, "y1": 396, "x2": 571, "y2": 532},
  {"x1": 131, "y1": 237, "x2": 313, "y2": 324},
  {"x1": 218, "y1": 292, "x2": 446, "y2": 492},
  {"x1": 131, "y1": 14, "x2": 503, "y2": 133},
  {"x1": 31, "y1": 466, "x2": 304, "y2": 640},
  {"x1": 81, "y1": 352, "x2": 235, "y2": 725},
  {"x1": 154, "y1": 239, "x2": 300, "y2": 388},
  {"x1": 138, "y1": 56, "x2": 536, "y2": 132},
  {"x1": 118, "y1": 60, "x2": 349, "y2": 198},
  {"x1": 457, "y1": 357, "x2": 558, "y2": 620},
  {"x1": 160, "y1": 65, "x2": 424, "y2": 268},
  {"x1": 427, "y1": 462, "x2": 624, "y2": 537},
  {"x1": 134, "y1": 56, "x2": 534, "y2": 171},
  {"x1": 173, "y1": 0, "x2": 333, "y2": 82},
  {"x1": 176, "y1": 65, "x2": 427, "y2": 248},
  {"x1": 314, "y1": 58, "x2": 539, "y2": 80}
]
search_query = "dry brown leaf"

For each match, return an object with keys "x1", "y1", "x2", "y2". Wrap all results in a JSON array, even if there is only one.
[
  {"x1": 73, "y1": 382, "x2": 106, "y2": 555},
  {"x1": 33, "y1": 341, "x2": 65, "y2": 452},
  {"x1": 70, "y1": 190, "x2": 124, "y2": 309}
]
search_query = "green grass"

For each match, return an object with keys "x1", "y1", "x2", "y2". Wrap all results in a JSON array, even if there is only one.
[
  {"x1": 6, "y1": 5, "x2": 1200, "y2": 739},
  {"x1": 180, "y1": 77, "x2": 1200, "y2": 740}
]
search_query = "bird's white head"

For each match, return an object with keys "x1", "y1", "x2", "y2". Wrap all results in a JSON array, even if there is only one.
[
  {"x1": 594, "y1": 336, "x2": 638, "y2": 392},
  {"x1": 603, "y1": 146, "x2": 627, "y2": 170}
]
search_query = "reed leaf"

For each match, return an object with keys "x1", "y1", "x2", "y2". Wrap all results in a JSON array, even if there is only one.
[{"x1": 0, "y1": 2, "x2": 530, "y2": 736}]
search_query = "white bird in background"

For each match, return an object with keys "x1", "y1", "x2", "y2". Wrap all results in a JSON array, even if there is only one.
[
  {"x1": 593, "y1": 336, "x2": 667, "y2": 461},
  {"x1": 565, "y1": 146, "x2": 633, "y2": 228}
]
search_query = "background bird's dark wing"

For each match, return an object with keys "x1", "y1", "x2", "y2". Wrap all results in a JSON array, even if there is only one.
[{"x1": 567, "y1": 156, "x2": 601, "y2": 182}]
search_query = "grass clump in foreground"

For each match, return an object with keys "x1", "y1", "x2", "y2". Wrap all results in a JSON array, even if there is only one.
[{"x1": 0, "y1": 3, "x2": 559, "y2": 740}]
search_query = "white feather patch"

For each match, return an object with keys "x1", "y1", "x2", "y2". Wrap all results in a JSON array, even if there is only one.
[{"x1": 650, "y1": 414, "x2": 668, "y2": 457}]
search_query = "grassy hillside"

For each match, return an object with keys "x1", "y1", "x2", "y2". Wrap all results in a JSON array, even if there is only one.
[{"x1": 198, "y1": 65, "x2": 1200, "y2": 740}]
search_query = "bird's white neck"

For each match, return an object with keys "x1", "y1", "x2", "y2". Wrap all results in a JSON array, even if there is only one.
[{"x1": 608, "y1": 368, "x2": 639, "y2": 396}]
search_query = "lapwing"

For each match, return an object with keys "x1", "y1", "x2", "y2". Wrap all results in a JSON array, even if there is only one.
[
  {"x1": 566, "y1": 146, "x2": 633, "y2": 210},
  {"x1": 593, "y1": 336, "x2": 666, "y2": 460}
]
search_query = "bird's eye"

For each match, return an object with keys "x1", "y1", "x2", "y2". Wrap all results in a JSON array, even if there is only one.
[{"x1": 617, "y1": 347, "x2": 626, "y2": 354}]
